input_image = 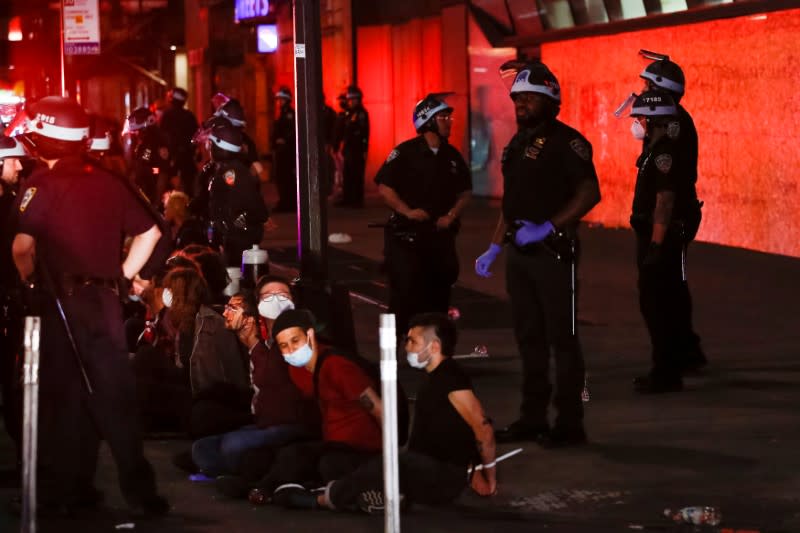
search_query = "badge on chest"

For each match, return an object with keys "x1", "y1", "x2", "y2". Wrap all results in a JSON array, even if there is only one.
[{"x1": 524, "y1": 137, "x2": 547, "y2": 160}]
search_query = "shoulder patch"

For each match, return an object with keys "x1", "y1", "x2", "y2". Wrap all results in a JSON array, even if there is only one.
[
  {"x1": 224, "y1": 169, "x2": 236, "y2": 186},
  {"x1": 569, "y1": 138, "x2": 591, "y2": 161},
  {"x1": 386, "y1": 149, "x2": 399, "y2": 163},
  {"x1": 655, "y1": 153, "x2": 673, "y2": 174},
  {"x1": 19, "y1": 187, "x2": 36, "y2": 213},
  {"x1": 667, "y1": 121, "x2": 681, "y2": 139}
]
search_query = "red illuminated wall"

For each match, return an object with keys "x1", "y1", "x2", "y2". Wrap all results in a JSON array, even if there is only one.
[
  {"x1": 357, "y1": 16, "x2": 470, "y2": 194},
  {"x1": 540, "y1": 8, "x2": 800, "y2": 257}
]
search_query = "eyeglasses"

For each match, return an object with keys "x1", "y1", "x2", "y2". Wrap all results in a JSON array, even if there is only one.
[
  {"x1": 259, "y1": 293, "x2": 290, "y2": 303},
  {"x1": 224, "y1": 304, "x2": 243, "y2": 313},
  {"x1": 436, "y1": 115, "x2": 453, "y2": 122}
]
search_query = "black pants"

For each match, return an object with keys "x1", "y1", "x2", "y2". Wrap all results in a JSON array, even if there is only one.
[
  {"x1": 341, "y1": 150, "x2": 365, "y2": 207},
  {"x1": 38, "y1": 285, "x2": 160, "y2": 507},
  {"x1": 328, "y1": 451, "x2": 465, "y2": 510},
  {"x1": 256, "y1": 440, "x2": 376, "y2": 495},
  {"x1": 636, "y1": 233, "x2": 700, "y2": 381},
  {"x1": 384, "y1": 229, "x2": 459, "y2": 337},
  {"x1": 506, "y1": 246, "x2": 584, "y2": 430},
  {"x1": 274, "y1": 149, "x2": 296, "y2": 212},
  {"x1": 0, "y1": 297, "x2": 22, "y2": 450}
]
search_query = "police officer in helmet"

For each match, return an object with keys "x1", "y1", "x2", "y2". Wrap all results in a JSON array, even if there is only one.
[
  {"x1": 475, "y1": 62, "x2": 600, "y2": 447},
  {"x1": 12, "y1": 96, "x2": 168, "y2": 515},
  {"x1": 206, "y1": 120, "x2": 269, "y2": 267},
  {"x1": 375, "y1": 93, "x2": 472, "y2": 339},
  {"x1": 0, "y1": 135, "x2": 29, "y2": 451},
  {"x1": 272, "y1": 86, "x2": 296, "y2": 212},
  {"x1": 627, "y1": 90, "x2": 700, "y2": 393},
  {"x1": 159, "y1": 87, "x2": 199, "y2": 197},
  {"x1": 126, "y1": 106, "x2": 171, "y2": 206},
  {"x1": 338, "y1": 85, "x2": 369, "y2": 208},
  {"x1": 638, "y1": 51, "x2": 705, "y2": 374}
]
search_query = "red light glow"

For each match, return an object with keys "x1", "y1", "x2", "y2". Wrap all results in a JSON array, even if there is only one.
[{"x1": 8, "y1": 16, "x2": 23, "y2": 42}]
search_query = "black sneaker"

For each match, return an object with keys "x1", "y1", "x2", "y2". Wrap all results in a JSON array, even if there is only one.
[
  {"x1": 215, "y1": 475, "x2": 250, "y2": 499},
  {"x1": 538, "y1": 427, "x2": 588, "y2": 449},
  {"x1": 357, "y1": 489, "x2": 385, "y2": 515},
  {"x1": 271, "y1": 483, "x2": 318, "y2": 509},
  {"x1": 494, "y1": 420, "x2": 549, "y2": 443}
]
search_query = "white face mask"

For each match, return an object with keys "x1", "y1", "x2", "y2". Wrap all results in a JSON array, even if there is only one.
[
  {"x1": 258, "y1": 296, "x2": 295, "y2": 319},
  {"x1": 161, "y1": 288, "x2": 173, "y2": 308},
  {"x1": 284, "y1": 342, "x2": 313, "y2": 367},
  {"x1": 406, "y1": 344, "x2": 430, "y2": 370},
  {"x1": 631, "y1": 119, "x2": 646, "y2": 140}
]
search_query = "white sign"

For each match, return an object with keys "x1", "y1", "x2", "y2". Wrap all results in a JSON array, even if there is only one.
[{"x1": 63, "y1": 0, "x2": 100, "y2": 55}]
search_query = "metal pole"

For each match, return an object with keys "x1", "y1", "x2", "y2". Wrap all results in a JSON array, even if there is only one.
[
  {"x1": 22, "y1": 316, "x2": 41, "y2": 533},
  {"x1": 59, "y1": 0, "x2": 66, "y2": 97},
  {"x1": 292, "y1": 0, "x2": 328, "y2": 283},
  {"x1": 379, "y1": 314, "x2": 400, "y2": 533}
]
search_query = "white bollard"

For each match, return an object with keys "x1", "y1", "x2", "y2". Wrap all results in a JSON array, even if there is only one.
[
  {"x1": 22, "y1": 316, "x2": 41, "y2": 533},
  {"x1": 379, "y1": 314, "x2": 400, "y2": 533}
]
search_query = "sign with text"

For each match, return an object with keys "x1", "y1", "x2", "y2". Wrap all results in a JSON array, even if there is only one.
[
  {"x1": 235, "y1": 0, "x2": 270, "y2": 23},
  {"x1": 63, "y1": 0, "x2": 100, "y2": 55}
]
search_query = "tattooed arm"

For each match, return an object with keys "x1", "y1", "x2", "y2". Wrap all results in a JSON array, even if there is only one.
[
  {"x1": 651, "y1": 190, "x2": 675, "y2": 244},
  {"x1": 449, "y1": 389, "x2": 497, "y2": 496},
  {"x1": 359, "y1": 386, "x2": 383, "y2": 423}
]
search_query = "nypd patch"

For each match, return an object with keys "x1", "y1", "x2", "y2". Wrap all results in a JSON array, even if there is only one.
[
  {"x1": 224, "y1": 170, "x2": 236, "y2": 186},
  {"x1": 569, "y1": 138, "x2": 591, "y2": 161},
  {"x1": 655, "y1": 154, "x2": 673, "y2": 174},
  {"x1": 386, "y1": 149, "x2": 399, "y2": 163},
  {"x1": 19, "y1": 187, "x2": 36, "y2": 213}
]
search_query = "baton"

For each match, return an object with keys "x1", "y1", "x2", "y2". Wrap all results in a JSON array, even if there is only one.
[
  {"x1": 468, "y1": 447, "x2": 523, "y2": 474},
  {"x1": 22, "y1": 316, "x2": 40, "y2": 533}
]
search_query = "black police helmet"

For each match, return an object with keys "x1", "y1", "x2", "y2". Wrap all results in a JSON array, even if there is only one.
[
  {"x1": 215, "y1": 98, "x2": 246, "y2": 127},
  {"x1": 275, "y1": 86, "x2": 292, "y2": 100},
  {"x1": 208, "y1": 120, "x2": 243, "y2": 155},
  {"x1": 641, "y1": 59, "x2": 685, "y2": 97},
  {"x1": 127, "y1": 107, "x2": 156, "y2": 132},
  {"x1": 630, "y1": 90, "x2": 677, "y2": 118},
  {"x1": 25, "y1": 96, "x2": 90, "y2": 159},
  {"x1": 0, "y1": 135, "x2": 28, "y2": 160},
  {"x1": 412, "y1": 94, "x2": 453, "y2": 133},
  {"x1": 345, "y1": 85, "x2": 363, "y2": 100},
  {"x1": 170, "y1": 87, "x2": 188, "y2": 103},
  {"x1": 509, "y1": 62, "x2": 561, "y2": 103}
]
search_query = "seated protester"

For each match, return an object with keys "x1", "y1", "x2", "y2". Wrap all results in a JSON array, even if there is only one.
[
  {"x1": 224, "y1": 309, "x2": 382, "y2": 500},
  {"x1": 165, "y1": 191, "x2": 207, "y2": 250},
  {"x1": 160, "y1": 267, "x2": 250, "y2": 437},
  {"x1": 255, "y1": 274, "x2": 296, "y2": 338},
  {"x1": 272, "y1": 312, "x2": 498, "y2": 513},
  {"x1": 191, "y1": 290, "x2": 317, "y2": 477}
]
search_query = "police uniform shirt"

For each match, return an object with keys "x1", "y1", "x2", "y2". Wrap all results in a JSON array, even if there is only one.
[
  {"x1": 160, "y1": 107, "x2": 198, "y2": 157},
  {"x1": 676, "y1": 105, "x2": 698, "y2": 185},
  {"x1": 374, "y1": 136, "x2": 471, "y2": 219},
  {"x1": 408, "y1": 357, "x2": 477, "y2": 469},
  {"x1": 501, "y1": 119, "x2": 598, "y2": 228},
  {"x1": 16, "y1": 157, "x2": 154, "y2": 279},
  {"x1": 631, "y1": 137, "x2": 683, "y2": 220},
  {"x1": 342, "y1": 107, "x2": 369, "y2": 155},
  {"x1": 273, "y1": 107, "x2": 295, "y2": 150},
  {"x1": 209, "y1": 159, "x2": 268, "y2": 227},
  {"x1": 133, "y1": 127, "x2": 170, "y2": 172}
]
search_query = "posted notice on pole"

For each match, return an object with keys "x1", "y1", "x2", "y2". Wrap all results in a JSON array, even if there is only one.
[{"x1": 63, "y1": 0, "x2": 100, "y2": 55}]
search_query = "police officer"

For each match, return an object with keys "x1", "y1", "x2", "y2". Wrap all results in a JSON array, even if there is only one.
[
  {"x1": 207, "y1": 120, "x2": 269, "y2": 267},
  {"x1": 375, "y1": 94, "x2": 471, "y2": 338},
  {"x1": 474, "y1": 62, "x2": 600, "y2": 447},
  {"x1": 127, "y1": 106, "x2": 170, "y2": 206},
  {"x1": 272, "y1": 86, "x2": 296, "y2": 212},
  {"x1": 339, "y1": 85, "x2": 369, "y2": 208},
  {"x1": 627, "y1": 90, "x2": 700, "y2": 393},
  {"x1": 0, "y1": 135, "x2": 28, "y2": 450},
  {"x1": 638, "y1": 52, "x2": 705, "y2": 373},
  {"x1": 159, "y1": 87, "x2": 199, "y2": 197},
  {"x1": 11, "y1": 96, "x2": 168, "y2": 514}
]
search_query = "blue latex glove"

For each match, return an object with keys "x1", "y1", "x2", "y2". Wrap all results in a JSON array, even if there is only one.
[
  {"x1": 475, "y1": 243, "x2": 503, "y2": 278},
  {"x1": 514, "y1": 220, "x2": 555, "y2": 246}
]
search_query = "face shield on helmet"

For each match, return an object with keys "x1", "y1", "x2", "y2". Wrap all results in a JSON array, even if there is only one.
[
  {"x1": 639, "y1": 50, "x2": 685, "y2": 96},
  {"x1": 412, "y1": 93, "x2": 454, "y2": 134},
  {"x1": 214, "y1": 99, "x2": 246, "y2": 127},
  {"x1": 124, "y1": 107, "x2": 156, "y2": 136}
]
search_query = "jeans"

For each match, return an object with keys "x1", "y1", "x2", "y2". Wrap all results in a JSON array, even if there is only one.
[{"x1": 192, "y1": 424, "x2": 308, "y2": 477}]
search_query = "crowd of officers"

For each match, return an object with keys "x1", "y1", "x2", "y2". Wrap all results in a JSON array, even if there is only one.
[{"x1": 0, "y1": 48, "x2": 705, "y2": 521}]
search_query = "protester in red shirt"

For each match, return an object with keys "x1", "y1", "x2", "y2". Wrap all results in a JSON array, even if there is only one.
[{"x1": 245, "y1": 309, "x2": 383, "y2": 503}]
